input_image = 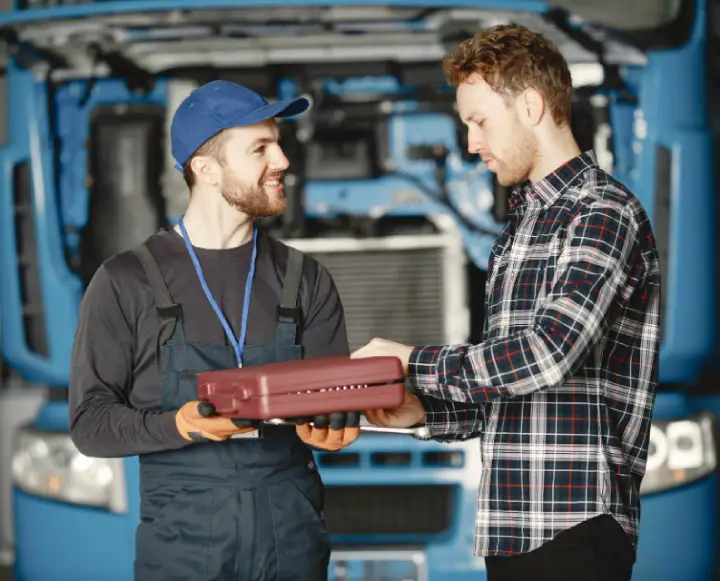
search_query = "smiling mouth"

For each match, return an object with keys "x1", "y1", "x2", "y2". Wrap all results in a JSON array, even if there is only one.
[{"x1": 262, "y1": 176, "x2": 283, "y2": 188}]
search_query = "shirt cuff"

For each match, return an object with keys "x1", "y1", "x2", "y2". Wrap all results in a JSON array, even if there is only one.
[
  {"x1": 407, "y1": 345, "x2": 443, "y2": 396},
  {"x1": 413, "y1": 390, "x2": 474, "y2": 441}
]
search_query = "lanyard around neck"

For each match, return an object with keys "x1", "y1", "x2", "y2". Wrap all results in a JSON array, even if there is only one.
[{"x1": 178, "y1": 218, "x2": 258, "y2": 367}]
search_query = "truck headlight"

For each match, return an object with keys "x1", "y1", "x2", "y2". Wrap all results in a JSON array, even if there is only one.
[
  {"x1": 11, "y1": 427, "x2": 128, "y2": 513},
  {"x1": 640, "y1": 412, "x2": 717, "y2": 495}
]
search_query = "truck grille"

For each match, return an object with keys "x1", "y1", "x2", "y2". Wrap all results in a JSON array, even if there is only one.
[
  {"x1": 284, "y1": 233, "x2": 467, "y2": 351},
  {"x1": 324, "y1": 484, "x2": 455, "y2": 536},
  {"x1": 283, "y1": 233, "x2": 467, "y2": 542}
]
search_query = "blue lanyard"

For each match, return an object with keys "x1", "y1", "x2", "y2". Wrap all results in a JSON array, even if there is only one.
[{"x1": 178, "y1": 218, "x2": 258, "y2": 367}]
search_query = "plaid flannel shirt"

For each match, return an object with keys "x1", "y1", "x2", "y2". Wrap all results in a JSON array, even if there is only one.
[{"x1": 408, "y1": 150, "x2": 661, "y2": 557}]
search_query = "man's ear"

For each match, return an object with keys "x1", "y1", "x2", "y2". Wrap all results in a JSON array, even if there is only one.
[
  {"x1": 518, "y1": 87, "x2": 545, "y2": 128},
  {"x1": 191, "y1": 156, "x2": 221, "y2": 187}
]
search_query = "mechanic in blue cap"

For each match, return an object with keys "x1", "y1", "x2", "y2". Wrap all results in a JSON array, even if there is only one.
[{"x1": 69, "y1": 80, "x2": 359, "y2": 581}]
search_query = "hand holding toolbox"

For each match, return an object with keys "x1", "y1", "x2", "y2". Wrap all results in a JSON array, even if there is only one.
[
  {"x1": 195, "y1": 355, "x2": 406, "y2": 420},
  {"x1": 175, "y1": 400, "x2": 260, "y2": 442}
]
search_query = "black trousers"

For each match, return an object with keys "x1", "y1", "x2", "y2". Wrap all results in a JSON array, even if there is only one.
[{"x1": 484, "y1": 515, "x2": 635, "y2": 581}]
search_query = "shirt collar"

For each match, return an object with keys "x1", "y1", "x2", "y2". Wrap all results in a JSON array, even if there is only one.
[
  {"x1": 533, "y1": 149, "x2": 598, "y2": 207},
  {"x1": 507, "y1": 150, "x2": 598, "y2": 221}
]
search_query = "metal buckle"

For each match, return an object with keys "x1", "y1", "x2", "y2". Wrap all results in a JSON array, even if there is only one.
[{"x1": 276, "y1": 305, "x2": 300, "y2": 324}]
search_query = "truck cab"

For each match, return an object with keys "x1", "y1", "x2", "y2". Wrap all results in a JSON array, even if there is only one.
[{"x1": 0, "y1": 1, "x2": 718, "y2": 580}]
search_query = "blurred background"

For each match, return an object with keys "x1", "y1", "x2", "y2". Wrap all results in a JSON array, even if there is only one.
[{"x1": 0, "y1": 0, "x2": 718, "y2": 580}]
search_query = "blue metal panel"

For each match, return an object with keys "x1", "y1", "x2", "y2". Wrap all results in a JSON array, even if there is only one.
[
  {"x1": 632, "y1": 475, "x2": 718, "y2": 581},
  {"x1": 3, "y1": 0, "x2": 546, "y2": 24},
  {"x1": 629, "y1": 0, "x2": 714, "y2": 385},
  {"x1": 655, "y1": 133, "x2": 715, "y2": 383},
  {"x1": 689, "y1": 394, "x2": 720, "y2": 420},
  {"x1": 26, "y1": 401, "x2": 69, "y2": 432},
  {"x1": 650, "y1": 391, "x2": 693, "y2": 421},
  {"x1": 12, "y1": 488, "x2": 138, "y2": 581},
  {"x1": 0, "y1": 64, "x2": 84, "y2": 387}
]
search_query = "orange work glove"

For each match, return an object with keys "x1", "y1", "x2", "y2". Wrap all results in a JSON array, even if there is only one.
[
  {"x1": 293, "y1": 411, "x2": 361, "y2": 452},
  {"x1": 175, "y1": 401, "x2": 259, "y2": 442}
]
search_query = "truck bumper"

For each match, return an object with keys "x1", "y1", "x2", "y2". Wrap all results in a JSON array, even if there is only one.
[{"x1": 10, "y1": 476, "x2": 717, "y2": 581}]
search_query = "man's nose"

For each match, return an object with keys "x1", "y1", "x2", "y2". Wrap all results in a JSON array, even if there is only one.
[
  {"x1": 467, "y1": 130, "x2": 486, "y2": 156},
  {"x1": 270, "y1": 146, "x2": 290, "y2": 171}
]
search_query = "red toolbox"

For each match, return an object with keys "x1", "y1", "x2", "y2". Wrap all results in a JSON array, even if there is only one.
[{"x1": 196, "y1": 355, "x2": 406, "y2": 420}]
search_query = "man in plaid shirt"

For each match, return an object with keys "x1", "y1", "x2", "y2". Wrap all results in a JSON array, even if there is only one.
[{"x1": 352, "y1": 24, "x2": 660, "y2": 581}]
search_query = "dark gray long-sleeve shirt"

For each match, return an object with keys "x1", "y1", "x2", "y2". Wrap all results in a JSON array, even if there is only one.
[{"x1": 68, "y1": 227, "x2": 349, "y2": 458}]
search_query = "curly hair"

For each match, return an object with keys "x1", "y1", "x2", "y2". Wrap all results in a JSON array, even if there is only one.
[{"x1": 442, "y1": 24, "x2": 573, "y2": 126}]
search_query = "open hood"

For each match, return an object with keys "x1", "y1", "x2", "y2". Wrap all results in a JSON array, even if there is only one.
[
  {"x1": 1, "y1": 0, "x2": 687, "y2": 31},
  {"x1": 0, "y1": 0, "x2": 682, "y2": 86}
]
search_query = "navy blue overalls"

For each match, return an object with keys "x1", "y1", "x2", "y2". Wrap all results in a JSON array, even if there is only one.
[{"x1": 131, "y1": 221, "x2": 330, "y2": 581}]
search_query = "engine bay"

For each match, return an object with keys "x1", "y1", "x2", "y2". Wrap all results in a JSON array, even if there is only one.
[
  {"x1": 22, "y1": 5, "x2": 638, "y2": 274},
  {"x1": 0, "y1": 3, "x2": 658, "y2": 357}
]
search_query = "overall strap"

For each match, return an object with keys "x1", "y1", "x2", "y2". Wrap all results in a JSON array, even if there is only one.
[
  {"x1": 132, "y1": 243, "x2": 185, "y2": 345},
  {"x1": 276, "y1": 246, "x2": 304, "y2": 346}
]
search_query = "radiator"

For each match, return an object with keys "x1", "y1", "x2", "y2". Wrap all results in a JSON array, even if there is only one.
[{"x1": 283, "y1": 230, "x2": 469, "y2": 352}]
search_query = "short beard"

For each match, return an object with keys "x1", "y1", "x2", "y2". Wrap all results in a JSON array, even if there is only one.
[
  {"x1": 221, "y1": 170, "x2": 287, "y2": 218},
  {"x1": 495, "y1": 117, "x2": 539, "y2": 187}
]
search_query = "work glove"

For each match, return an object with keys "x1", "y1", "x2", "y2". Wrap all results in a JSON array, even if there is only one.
[
  {"x1": 175, "y1": 401, "x2": 261, "y2": 442},
  {"x1": 287, "y1": 411, "x2": 361, "y2": 430},
  {"x1": 291, "y1": 412, "x2": 362, "y2": 452}
]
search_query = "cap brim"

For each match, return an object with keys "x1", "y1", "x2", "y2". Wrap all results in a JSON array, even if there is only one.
[
  {"x1": 270, "y1": 96, "x2": 311, "y2": 119},
  {"x1": 229, "y1": 97, "x2": 311, "y2": 128}
]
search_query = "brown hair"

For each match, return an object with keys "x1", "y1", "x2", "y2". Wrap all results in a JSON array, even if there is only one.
[
  {"x1": 182, "y1": 130, "x2": 230, "y2": 189},
  {"x1": 442, "y1": 24, "x2": 573, "y2": 126}
]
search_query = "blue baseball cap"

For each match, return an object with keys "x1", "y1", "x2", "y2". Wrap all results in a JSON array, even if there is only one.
[{"x1": 170, "y1": 80, "x2": 311, "y2": 171}]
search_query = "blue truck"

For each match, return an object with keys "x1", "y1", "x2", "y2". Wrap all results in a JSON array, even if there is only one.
[{"x1": 0, "y1": 0, "x2": 718, "y2": 580}]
